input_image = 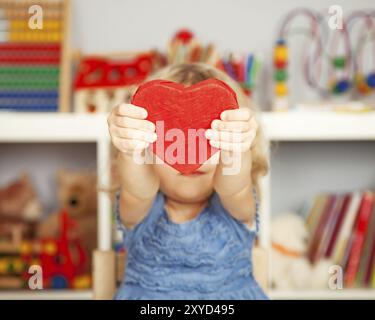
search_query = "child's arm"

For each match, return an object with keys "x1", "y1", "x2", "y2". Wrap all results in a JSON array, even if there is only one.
[
  {"x1": 108, "y1": 103, "x2": 160, "y2": 229},
  {"x1": 205, "y1": 108, "x2": 258, "y2": 226}
]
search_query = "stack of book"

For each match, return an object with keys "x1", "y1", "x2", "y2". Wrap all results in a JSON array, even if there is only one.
[{"x1": 306, "y1": 190, "x2": 375, "y2": 288}]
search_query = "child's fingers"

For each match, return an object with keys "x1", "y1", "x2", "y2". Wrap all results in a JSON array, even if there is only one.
[
  {"x1": 220, "y1": 108, "x2": 251, "y2": 121},
  {"x1": 205, "y1": 128, "x2": 254, "y2": 143},
  {"x1": 211, "y1": 119, "x2": 250, "y2": 132},
  {"x1": 108, "y1": 107, "x2": 156, "y2": 154},
  {"x1": 116, "y1": 103, "x2": 148, "y2": 119},
  {"x1": 110, "y1": 125, "x2": 157, "y2": 143},
  {"x1": 114, "y1": 116, "x2": 155, "y2": 132},
  {"x1": 112, "y1": 136, "x2": 150, "y2": 153}
]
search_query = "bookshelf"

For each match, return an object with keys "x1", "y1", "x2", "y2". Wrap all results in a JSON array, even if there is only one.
[
  {"x1": 0, "y1": 110, "x2": 374, "y2": 300},
  {"x1": 261, "y1": 110, "x2": 375, "y2": 300}
]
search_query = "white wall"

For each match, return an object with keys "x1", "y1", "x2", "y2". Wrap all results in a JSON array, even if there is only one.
[{"x1": 72, "y1": 0, "x2": 373, "y2": 53}]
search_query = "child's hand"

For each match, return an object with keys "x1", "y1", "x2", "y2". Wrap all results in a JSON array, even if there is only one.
[
  {"x1": 108, "y1": 103, "x2": 157, "y2": 155},
  {"x1": 205, "y1": 108, "x2": 258, "y2": 153},
  {"x1": 108, "y1": 103, "x2": 160, "y2": 229},
  {"x1": 206, "y1": 108, "x2": 258, "y2": 225}
]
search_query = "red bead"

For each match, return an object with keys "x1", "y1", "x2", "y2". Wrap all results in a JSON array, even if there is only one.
[{"x1": 274, "y1": 59, "x2": 287, "y2": 69}]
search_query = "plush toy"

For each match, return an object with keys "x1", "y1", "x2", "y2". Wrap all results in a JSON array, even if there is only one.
[
  {"x1": 37, "y1": 169, "x2": 97, "y2": 270},
  {"x1": 271, "y1": 213, "x2": 332, "y2": 290},
  {"x1": 0, "y1": 173, "x2": 43, "y2": 222}
]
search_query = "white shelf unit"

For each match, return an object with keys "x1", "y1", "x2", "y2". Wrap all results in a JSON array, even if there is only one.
[
  {"x1": 0, "y1": 111, "x2": 374, "y2": 300},
  {"x1": 0, "y1": 113, "x2": 111, "y2": 300},
  {"x1": 261, "y1": 110, "x2": 375, "y2": 300}
]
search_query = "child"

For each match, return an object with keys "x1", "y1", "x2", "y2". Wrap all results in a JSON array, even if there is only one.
[{"x1": 107, "y1": 63, "x2": 269, "y2": 300}]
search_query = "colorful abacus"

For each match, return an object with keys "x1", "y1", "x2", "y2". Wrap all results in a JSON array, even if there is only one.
[{"x1": 0, "y1": 0, "x2": 70, "y2": 112}]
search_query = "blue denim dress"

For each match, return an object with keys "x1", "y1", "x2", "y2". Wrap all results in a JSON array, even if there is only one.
[{"x1": 114, "y1": 189, "x2": 268, "y2": 300}]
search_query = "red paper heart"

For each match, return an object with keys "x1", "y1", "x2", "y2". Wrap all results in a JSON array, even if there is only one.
[{"x1": 131, "y1": 79, "x2": 239, "y2": 174}]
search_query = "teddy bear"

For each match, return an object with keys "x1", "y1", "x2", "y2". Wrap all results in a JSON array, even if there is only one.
[
  {"x1": 37, "y1": 169, "x2": 97, "y2": 270},
  {"x1": 270, "y1": 213, "x2": 332, "y2": 290},
  {"x1": 0, "y1": 173, "x2": 43, "y2": 222}
]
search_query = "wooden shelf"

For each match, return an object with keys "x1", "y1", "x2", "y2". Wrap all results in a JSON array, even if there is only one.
[
  {"x1": 270, "y1": 289, "x2": 375, "y2": 300},
  {"x1": 0, "y1": 113, "x2": 108, "y2": 142},
  {"x1": 262, "y1": 111, "x2": 375, "y2": 141},
  {"x1": 0, "y1": 289, "x2": 92, "y2": 300},
  {"x1": 2, "y1": 111, "x2": 375, "y2": 142}
]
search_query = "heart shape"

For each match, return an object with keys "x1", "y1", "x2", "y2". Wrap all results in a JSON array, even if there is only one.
[{"x1": 131, "y1": 78, "x2": 239, "y2": 174}]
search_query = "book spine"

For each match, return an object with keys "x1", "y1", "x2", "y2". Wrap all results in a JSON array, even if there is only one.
[
  {"x1": 308, "y1": 195, "x2": 336, "y2": 263},
  {"x1": 364, "y1": 231, "x2": 375, "y2": 287},
  {"x1": 364, "y1": 199, "x2": 375, "y2": 286},
  {"x1": 321, "y1": 196, "x2": 346, "y2": 258},
  {"x1": 325, "y1": 194, "x2": 350, "y2": 258},
  {"x1": 333, "y1": 192, "x2": 362, "y2": 264},
  {"x1": 344, "y1": 192, "x2": 374, "y2": 287}
]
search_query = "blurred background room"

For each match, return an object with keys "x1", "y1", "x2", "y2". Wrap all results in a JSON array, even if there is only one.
[{"x1": 0, "y1": 0, "x2": 374, "y2": 299}]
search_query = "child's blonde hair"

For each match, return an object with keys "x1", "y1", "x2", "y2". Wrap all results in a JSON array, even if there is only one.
[{"x1": 147, "y1": 63, "x2": 269, "y2": 196}]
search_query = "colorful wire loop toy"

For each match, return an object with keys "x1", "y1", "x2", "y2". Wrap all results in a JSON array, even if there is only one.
[
  {"x1": 272, "y1": 8, "x2": 375, "y2": 111},
  {"x1": 272, "y1": 9, "x2": 325, "y2": 110},
  {"x1": 346, "y1": 10, "x2": 375, "y2": 95}
]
